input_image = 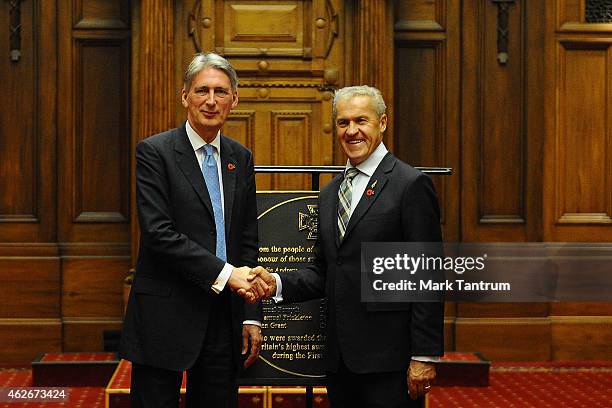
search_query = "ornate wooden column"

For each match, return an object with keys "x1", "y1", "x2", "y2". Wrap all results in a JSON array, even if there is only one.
[
  {"x1": 354, "y1": 0, "x2": 394, "y2": 146},
  {"x1": 130, "y1": 0, "x2": 176, "y2": 266}
]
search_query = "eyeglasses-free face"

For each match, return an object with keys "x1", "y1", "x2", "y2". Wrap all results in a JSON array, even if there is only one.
[{"x1": 335, "y1": 95, "x2": 387, "y2": 166}]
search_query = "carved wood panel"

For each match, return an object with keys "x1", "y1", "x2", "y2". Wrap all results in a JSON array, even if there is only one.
[
  {"x1": 0, "y1": 0, "x2": 60, "y2": 364},
  {"x1": 73, "y1": 0, "x2": 130, "y2": 28},
  {"x1": 0, "y1": 0, "x2": 57, "y2": 241},
  {"x1": 556, "y1": 0, "x2": 612, "y2": 31},
  {"x1": 188, "y1": 0, "x2": 339, "y2": 73},
  {"x1": 395, "y1": 41, "x2": 447, "y2": 224},
  {"x1": 545, "y1": 1, "x2": 612, "y2": 241},
  {"x1": 548, "y1": 41, "x2": 612, "y2": 230},
  {"x1": 73, "y1": 39, "x2": 130, "y2": 223},
  {"x1": 460, "y1": 0, "x2": 543, "y2": 242},
  {"x1": 58, "y1": 0, "x2": 131, "y2": 243},
  {"x1": 394, "y1": 0, "x2": 461, "y2": 241},
  {"x1": 558, "y1": 44, "x2": 611, "y2": 222},
  {"x1": 54, "y1": 0, "x2": 132, "y2": 360},
  {"x1": 176, "y1": 0, "x2": 343, "y2": 191},
  {"x1": 223, "y1": 85, "x2": 333, "y2": 190},
  {"x1": 394, "y1": 0, "x2": 446, "y2": 31}
]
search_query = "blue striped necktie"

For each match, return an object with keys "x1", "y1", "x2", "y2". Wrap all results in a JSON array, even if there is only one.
[{"x1": 202, "y1": 144, "x2": 227, "y2": 262}]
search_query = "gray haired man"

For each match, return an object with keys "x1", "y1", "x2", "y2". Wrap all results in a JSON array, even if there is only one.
[
  {"x1": 248, "y1": 86, "x2": 444, "y2": 408},
  {"x1": 120, "y1": 53, "x2": 268, "y2": 408}
]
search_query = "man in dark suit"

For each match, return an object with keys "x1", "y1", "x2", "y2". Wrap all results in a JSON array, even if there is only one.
[
  {"x1": 248, "y1": 86, "x2": 444, "y2": 407},
  {"x1": 120, "y1": 53, "x2": 268, "y2": 408}
]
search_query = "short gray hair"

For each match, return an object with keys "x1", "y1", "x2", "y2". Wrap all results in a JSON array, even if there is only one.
[
  {"x1": 183, "y1": 53, "x2": 239, "y2": 92},
  {"x1": 332, "y1": 85, "x2": 387, "y2": 120}
]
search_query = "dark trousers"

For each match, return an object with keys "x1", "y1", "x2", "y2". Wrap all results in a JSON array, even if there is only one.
[
  {"x1": 326, "y1": 359, "x2": 424, "y2": 408},
  {"x1": 130, "y1": 292, "x2": 237, "y2": 408}
]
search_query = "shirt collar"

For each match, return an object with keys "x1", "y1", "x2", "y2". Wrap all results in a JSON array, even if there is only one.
[
  {"x1": 185, "y1": 120, "x2": 221, "y2": 154},
  {"x1": 345, "y1": 142, "x2": 388, "y2": 177}
]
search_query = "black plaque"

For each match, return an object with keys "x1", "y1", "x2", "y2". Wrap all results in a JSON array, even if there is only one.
[{"x1": 240, "y1": 192, "x2": 327, "y2": 385}]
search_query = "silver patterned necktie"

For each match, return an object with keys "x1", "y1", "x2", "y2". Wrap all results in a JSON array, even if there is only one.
[{"x1": 337, "y1": 167, "x2": 360, "y2": 242}]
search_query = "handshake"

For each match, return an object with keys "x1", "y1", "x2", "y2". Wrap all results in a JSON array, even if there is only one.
[{"x1": 228, "y1": 266, "x2": 276, "y2": 303}]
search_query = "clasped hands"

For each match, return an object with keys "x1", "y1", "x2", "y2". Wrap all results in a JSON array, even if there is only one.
[{"x1": 228, "y1": 266, "x2": 275, "y2": 303}]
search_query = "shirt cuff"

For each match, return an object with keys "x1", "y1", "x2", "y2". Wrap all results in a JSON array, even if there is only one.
[
  {"x1": 211, "y1": 262, "x2": 234, "y2": 294},
  {"x1": 272, "y1": 273, "x2": 283, "y2": 303},
  {"x1": 243, "y1": 320, "x2": 261, "y2": 327},
  {"x1": 412, "y1": 356, "x2": 440, "y2": 362}
]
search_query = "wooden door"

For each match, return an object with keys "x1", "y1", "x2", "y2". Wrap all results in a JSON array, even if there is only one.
[{"x1": 175, "y1": 0, "x2": 347, "y2": 190}]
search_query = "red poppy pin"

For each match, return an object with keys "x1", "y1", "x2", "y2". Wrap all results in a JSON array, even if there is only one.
[
  {"x1": 227, "y1": 163, "x2": 236, "y2": 171},
  {"x1": 366, "y1": 180, "x2": 378, "y2": 197}
]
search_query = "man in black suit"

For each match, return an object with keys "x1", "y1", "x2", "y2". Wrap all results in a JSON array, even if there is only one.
[
  {"x1": 120, "y1": 53, "x2": 267, "y2": 408},
  {"x1": 249, "y1": 86, "x2": 444, "y2": 407}
]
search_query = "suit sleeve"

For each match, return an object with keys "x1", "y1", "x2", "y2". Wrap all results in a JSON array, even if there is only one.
[
  {"x1": 239, "y1": 151, "x2": 259, "y2": 268},
  {"x1": 136, "y1": 139, "x2": 225, "y2": 290},
  {"x1": 241, "y1": 151, "x2": 263, "y2": 321},
  {"x1": 279, "y1": 202, "x2": 327, "y2": 303},
  {"x1": 402, "y1": 174, "x2": 445, "y2": 356}
]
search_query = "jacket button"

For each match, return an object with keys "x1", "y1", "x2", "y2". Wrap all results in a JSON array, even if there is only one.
[{"x1": 210, "y1": 229, "x2": 215, "y2": 235}]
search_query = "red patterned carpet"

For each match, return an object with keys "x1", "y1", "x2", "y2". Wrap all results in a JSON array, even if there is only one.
[
  {"x1": 38, "y1": 353, "x2": 117, "y2": 363},
  {"x1": 428, "y1": 362, "x2": 612, "y2": 408},
  {"x1": 1, "y1": 361, "x2": 611, "y2": 407},
  {"x1": 0, "y1": 369, "x2": 104, "y2": 408}
]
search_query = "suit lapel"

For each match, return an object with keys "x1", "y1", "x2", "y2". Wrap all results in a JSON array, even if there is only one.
[
  {"x1": 342, "y1": 153, "x2": 396, "y2": 243},
  {"x1": 220, "y1": 135, "x2": 237, "y2": 235},
  {"x1": 174, "y1": 126, "x2": 214, "y2": 218}
]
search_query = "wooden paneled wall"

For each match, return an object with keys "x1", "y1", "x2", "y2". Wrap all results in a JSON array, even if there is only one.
[
  {"x1": 0, "y1": 0, "x2": 130, "y2": 364},
  {"x1": 1, "y1": 0, "x2": 611, "y2": 364},
  {"x1": 395, "y1": 0, "x2": 611, "y2": 361},
  {"x1": 542, "y1": 0, "x2": 612, "y2": 361},
  {"x1": 56, "y1": 0, "x2": 131, "y2": 353},
  {"x1": 455, "y1": 0, "x2": 551, "y2": 361},
  {"x1": 393, "y1": 0, "x2": 461, "y2": 242},
  {"x1": 544, "y1": 0, "x2": 612, "y2": 241}
]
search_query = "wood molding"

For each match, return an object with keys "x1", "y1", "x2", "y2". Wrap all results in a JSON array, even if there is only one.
[
  {"x1": 225, "y1": 110, "x2": 256, "y2": 150},
  {"x1": 459, "y1": 0, "x2": 546, "y2": 242},
  {"x1": 73, "y1": 0, "x2": 130, "y2": 29},
  {"x1": 394, "y1": 39, "x2": 448, "y2": 226},
  {"x1": 0, "y1": 0, "x2": 58, "y2": 242},
  {"x1": 134, "y1": 0, "x2": 174, "y2": 142},
  {"x1": 0, "y1": 243, "x2": 59, "y2": 257},
  {"x1": 354, "y1": 0, "x2": 394, "y2": 147},
  {"x1": 455, "y1": 317, "x2": 551, "y2": 325},
  {"x1": 455, "y1": 316, "x2": 551, "y2": 360},
  {"x1": 394, "y1": 20, "x2": 444, "y2": 32},
  {"x1": 131, "y1": 0, "x2": 176, "y2": 263}
]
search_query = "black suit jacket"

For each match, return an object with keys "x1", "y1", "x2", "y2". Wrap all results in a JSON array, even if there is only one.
[
  {"x1": 120, "y1": 124, "x2": 261, "y2": 371},
  {"x1": 279, "y1": 152, "x2": 444, "y2": 374}
]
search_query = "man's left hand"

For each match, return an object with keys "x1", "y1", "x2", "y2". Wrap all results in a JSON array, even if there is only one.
[
  {"x1": 242, "y1": 324, "x2": 262, "y2": 369},
  {"x1": 408, "y1": 360, "x2": 436, "y2": 400}
]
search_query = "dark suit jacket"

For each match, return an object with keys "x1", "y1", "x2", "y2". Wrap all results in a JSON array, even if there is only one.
[
  {"x1": 120, "y1": 124, "x2": 261, "y2": 371},
  {"x1": 279, "y1": 152, "x2": 444, "y2": 374}
]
